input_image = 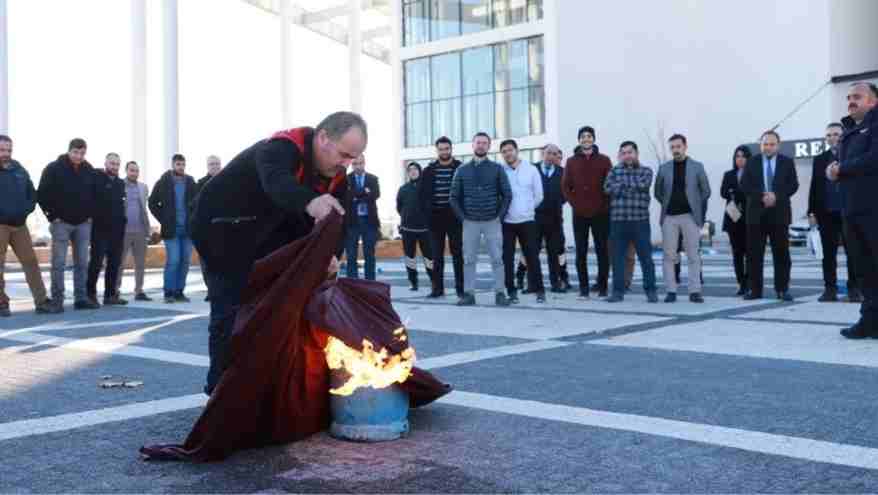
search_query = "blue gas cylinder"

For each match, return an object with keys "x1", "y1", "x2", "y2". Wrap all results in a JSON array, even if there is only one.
[{"x1": 328, "y1": 374, "x2": 410, "y2": 442}]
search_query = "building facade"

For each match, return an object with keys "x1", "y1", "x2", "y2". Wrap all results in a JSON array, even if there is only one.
[{"x1": 391, "y1": 0, "x2": 878, "y2": 242}]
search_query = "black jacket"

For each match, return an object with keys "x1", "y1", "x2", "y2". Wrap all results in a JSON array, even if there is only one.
[
  {"x1": 533, "y1": 161, "x2": 565, "y2": 222},
  {"x1": 807, "y1": 149, "x2": 841, "y2": 219},
  {"x1": 344, "y1": 172, "x2": 380, "y2": 228},
  {"x1": 37, "y1": 155, "x2": 99, "y2": 225},
  {"x1": 195, "y1": 175, "x2": 213, "y2": 196},
  {"x1": 720, "y1": 168, "x2": 747, "y2": 232},
  {"x1": 740, "y1": 153, "x2": 799, "y2": 226},
  {"x1": 838, "y1": 107, "x2": 878, "y2": 218},
  {"x1": 417, "y1": 159, "x2": 462, "y2": 222},
  {"x1": 92, "y1": 171, "x2": 127, "y2": 231},
  {"x1": 449, "y1": 159, "x2": 512, "y2": 222},
  {"x1": 0, "y1": 160, "x2": 37, "y2": 227},
  {"x1": 190, "y1": 129, "x2": 346, "y2": 273},
  {"x1": 149, "y1": 171, "x2": 197, "y2": 239},
  {"x1": 396, "y1": 179, "x2": 427, "y2": 231}
]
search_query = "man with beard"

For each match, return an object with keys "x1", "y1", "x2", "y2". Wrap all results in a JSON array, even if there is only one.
[
  {"x1": 418, "y1": 136, "x2": 464, "y2": 298},
  {"x1": 86, "y1": 152, "x2": 128, "y2": 306},
  {"x1": 827, "y1": 82, "x2": 878, "y2": 339},
  {"x1": 191, "y1": 111, "x2": 367, "y2": 395}
]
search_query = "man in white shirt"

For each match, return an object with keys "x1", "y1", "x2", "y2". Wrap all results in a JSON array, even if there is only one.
[{"x1": 500, "y1": 139, "x2": 545, "y2": 303}]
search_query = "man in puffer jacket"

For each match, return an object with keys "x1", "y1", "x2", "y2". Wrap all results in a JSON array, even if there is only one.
[
  {"x1": 396, "y1": 162, "x2": 433, "y2": 291},
  {"x1": 0, "y1": 135, "x2": 56, "y2": 316},
  {"x1": 449, "y1": 132, "x2": 512, "y2": 307}
]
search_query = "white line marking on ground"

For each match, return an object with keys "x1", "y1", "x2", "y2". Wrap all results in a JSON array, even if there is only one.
[
  {"x1": 418, "y1": 341, "x2": 571, "y2": 370},
  {"x1": 439, "y1": 391, "x2": 878, "y2": 471},
  {"x1": 0, "y1": 314, "x2": 205, "y2": 339}
]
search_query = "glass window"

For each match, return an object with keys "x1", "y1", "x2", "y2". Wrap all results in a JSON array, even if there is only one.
[
  {"x1": 494, "y1": 40, "x2": 528, "y2": 92},
  {"x1": 405, "y1": 58, "x2": 431, "y2": 104},
  {"x1": 461, "y1": 0, "x2": 491, "y2": 34},
  {"x1": 493, "y1": 0, "x2": 527, "y2": 28},
  {"x1": 495, "y1": 89, "x2": 529, "y2": 138},
  {"x1": 430, "y1": 0, "x2": 461, "y2": 41},
  {"x1": 528, "y1": 36, "x2": 544, "y2": 87},
  {"x1": 463, "y1": 93, "x2": 495, "y2": 139},
  {"x1": 430, "y1": 52, "x2": 462, "y2": 99},
  {"x1": 406, "y1": 103, "x2": 431, "y2": 147},
  {"x1": 462, "y1": 46, "x2": 493, "y2": 96},
  {"x1": 528, "y1": 86, "x2": 545, "y2": 135},
  {"x1": 403, "y1": 1, "x2": 429, "y2": 46},
  {"x1": 527, "y1": 0, "x2": 543, "y2": 22},
  {"x1": 432, "y1": 98, "x2": 463, "y2": 143}
]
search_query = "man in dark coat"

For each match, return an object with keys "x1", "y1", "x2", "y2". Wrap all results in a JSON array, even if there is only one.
[
  {"x1": 740, "y1": 130, "x2": 799, "y2": 302},
  {"x1": 149, "y1": 154, "x2": 198, "y2": 303},
  {"x1": 86, "y1": 152, "x2": 128, "y2": 306},
  {"x1": 808, "y1": 123, "x2": 860, "y2": 303},
  {"x1": 343, "y1": 154, "x2": 380, "y2": 280},
  {"x1": 194, "y1": 155, "x2": 222, "y2": 302},
  {"x1": 827, "y1": 82, "x2": 878, "y2": 339},
  {"x1": 190, "y1": 111, "x2": 367, "y2": 395},
  {"x1": 533, "y1": 144, "x2": 566, "y2": 292},
  {"x1": 397, "y1": 162, "x2": 433, "y2": 291}
]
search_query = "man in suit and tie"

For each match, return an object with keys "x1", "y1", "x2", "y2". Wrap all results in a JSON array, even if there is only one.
[
  {"x1": 344, "y1": 154, "x2": 381, "y2": 280},
  {"x1": 740, "y1": 130, "x2": 799, "y2": 301}
]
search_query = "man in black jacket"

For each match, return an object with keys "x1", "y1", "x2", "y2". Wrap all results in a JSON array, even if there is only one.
[
  {"x1": 533, "y1": 144, "x2": 566, "y2": 292},
  {"x1": 827, "y1": 82, "x2": 878, "y2": 339},
  {"x1": 344, "y1": 154, "x2": 380, "y2": 280},
  {"x1": 190, "y1": 111, "x2": 366, "y2": 395},
  {"x1": 86, "y1": 153, "x2": 128, "y2": 306},
  {"x1": 38, "y1": 138, "x2": 100, "y2": 312},
  {"x1": 397, "y1": 162, "x2": 433, "y2": 291},
  {"x1": 418, "y1": 136, "x2": 464, "y2": 298},
  {"x1": 808, "y1": 123, "x2": 859, "y2": 303},
  {"x1": 195, "y1": 155, "x2": 222, "y2": 195},
  {"x1": 149, "y1": 154, "x2": 197, "y2": 304},
  {"x1": 740, "y1": 130, "x2": 799, "y2": 301},
  {"x1": 0, "y1": 135, "x2": 56, "y2": 316}
]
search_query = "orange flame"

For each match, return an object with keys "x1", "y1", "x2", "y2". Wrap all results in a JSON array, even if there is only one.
[{"x1": 323, "y1": 329, "x2": 416, "y2": 396}]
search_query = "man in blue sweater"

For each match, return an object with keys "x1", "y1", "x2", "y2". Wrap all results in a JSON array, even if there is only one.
[{"x1": 449, "y1": 132, "x2": 512, "y2": 307}]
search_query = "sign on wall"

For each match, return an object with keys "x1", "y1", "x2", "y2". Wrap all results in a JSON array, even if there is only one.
[{"x1": 746, "y1": 137, "x2": 827, "y2": 160}]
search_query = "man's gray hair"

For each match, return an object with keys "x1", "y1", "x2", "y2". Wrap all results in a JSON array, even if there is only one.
[
  {"x1": 543, "y1": 143, "x2": 562, "y2": 154},
  {"x1": 851, "y1": 81, "x2": 878, "y2": 99},
  {"x1": 316, "y1": 111, "x2": 368, "y2": 142}
]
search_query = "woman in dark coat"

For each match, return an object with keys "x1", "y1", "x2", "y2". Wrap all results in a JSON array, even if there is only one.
[
  {"x1": 396, "y1": 162, "x2": 434, "y2": 291},
  {"x1": 721, "y1": 145, "x2": 752, "y2": 296}
]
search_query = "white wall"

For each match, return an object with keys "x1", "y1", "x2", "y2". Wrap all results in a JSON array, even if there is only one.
[
  {"x1": 555, "y1": 0, "x2": 834, "y2": 241},
  {"x1": 830, "y1": 0, "x2": 878, "y2": 78}
]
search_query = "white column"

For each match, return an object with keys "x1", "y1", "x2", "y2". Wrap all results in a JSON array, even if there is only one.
[
  {"x1": 388, "y1": 0, "x2": 404, "y2": 229},
  {"x1": 347, "y1": 0, "x2": 362, "y2": 113},
  {"x1": 279, "y1": 0, "x2": 293, "y2": 127},
  {"x1": 131, "y1": 0, "x2": 147, "y2": 176},
  {"x1": 162, "y1": 0, "x2": 179, "y2": 170},
  {"x1": 541, "y1": 0, "x2": 560, "y2": 147},
  {"x1": 0, "y1": 0, "x2": 9, "y2": 135}
]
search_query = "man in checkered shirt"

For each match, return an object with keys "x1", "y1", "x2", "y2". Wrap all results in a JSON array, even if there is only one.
[{"x1": 603, "y1": 141, "x2": 658, "y2": 303}]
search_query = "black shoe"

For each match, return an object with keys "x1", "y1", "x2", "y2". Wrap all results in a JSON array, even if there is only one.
[
  {"x1": 0, "y1": 306, "x2": 10, "y2": 317},
  {"x1": 495, "y1": 292, "x2": 510, "y2": 307},
  {"x1": 689, "y1": 293, "x2": 704, "y2": 304},
  {"x1": 507, "y1": 291, "x2": 520, "y2": 305},
  {"x1": 134, "y1": 292, "x2": 152, "y2": 302},
  {"x1": 847, "y1": 289, "x2": 864, "y2": 303},
  {"x1": 74, "y1": 300, "x2": 100, "y2": 310},
  {"x1": 515, "y1": 272, "x2": 525, "y2": 290},
  {"x1": 818, "y1": 289, "x2": 838, "y2": 302},
  {"x1": 103, "y1": 295, "x2": 129, "y2": 306},
  {"x1": 647, "y1": 292, "x2": 659, "y2": 303},
  {"x1": 204, "y1": 295, "x2": 211, "y2": 302},
  {"x1": 175, "y1": 293, "x2": 191, "y2": 303},
  {"x1": 777, "y1": 291, "x2": 794, "y2": 302},
  {"x1": 409, "y1": 285, "x2": 419, "y2": 292},
  {"x1": 598, "y1": 288, "x2": 608, "y2": 298},
  {"x1": 743, "y1": 293, "x2": 762, "y2": 300},
  {"x1": 840, "y1": 324, "x2": 876, "y2": 339},
  {"x1": 590, "y1": 283, "x2": 601, "y2": 293},
  {"x1": 664, "y1": 293, "x2": 677, "y2": 303},
  {"x1": 456, "y1": 293, "x2": 476, "y2": 306},
  {"x1": 427, "y1": 291, "x2": 445, "y2": 299},
  {"x1": 536, "y1": 292, "x2": 546, "y2": 303},
  {"x1": 35, "y1": 299, "x2": 62, "y2": 314},
  {"x1": 577, "y1": 292, "x2": 590, "y2": 301},
  {"x1": 550, "y1": 286, "x2": 566, "y2": 294},
  {"x1": 164, "y1": 295, "x2": 176, "y2": 304},
  {"x1": 606, "y1": 294, "x2": 624, "y2": 303},
  {"x1": 735, "y1": 287, "x2": 747, "y2": 297}
]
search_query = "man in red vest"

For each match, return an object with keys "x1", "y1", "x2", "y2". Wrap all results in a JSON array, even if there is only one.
[{"x1": 191, "y1": 111, "x2": 367, "y2": 395}]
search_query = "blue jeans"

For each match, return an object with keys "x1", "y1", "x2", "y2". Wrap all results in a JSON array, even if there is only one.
[
  {"x1": 610, "y1": 220, "x2": 656, "y2": 296},
  {"x1": 345, "y1": 216, "x2": 378, "y2": 280},
  {"x1": 163, "y1": 235, "x2": 192, "y2": 295},
  {"x1": 203, "y1": 268, "x2": 249, "y2": 394}
]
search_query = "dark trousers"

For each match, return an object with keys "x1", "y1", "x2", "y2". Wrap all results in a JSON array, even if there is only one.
[
  {"x1": 817, "y1": 212, "x2": 857, "y2": 290},
  {"x1": 610, "y1": 220, "x2": 656, "y2": 295},
  {"x1": 536, "y1": 213, "x2": 564, "y2": 288},
  {"x1": 727, "y1": 224, "x2": 748, "y2": 289},
  {"x1": 746, "y1": 222, "x2": 791, "y2": 296},
  {"x1": 204, "y1": 267, "x2": 249, "y2": 395},
  {"x1": 846, "y1": 215, "x2": 878, "y2": 332},
  {"x1": 572, "y1": 214, "x2": 610, "y2": 294},
  {"x1": 86, "y1": 224, "x2": 124, "y2": 299},
  {"x1": 345, "y1": 215, "x2": 378, "y2": 280},
  {"x1": 503, "y1": 221, "x2": 544, "y2": 294},
  {"x1": 402, "y1": 230, "x2": 434, "y2": 288},
  {"x1": 430, "y1": 209, "x2": 464, "y2": 296}
]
